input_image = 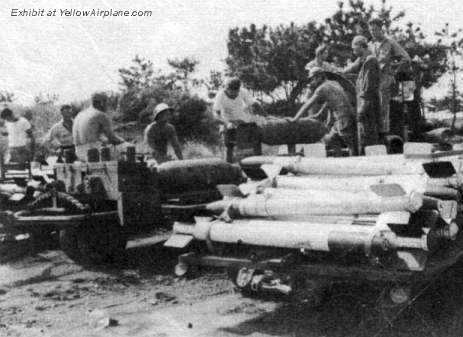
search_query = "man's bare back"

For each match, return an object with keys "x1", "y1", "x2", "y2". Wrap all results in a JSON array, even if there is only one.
[{"x1": 72, "y1": 106, "x2": 111, "y2": 145}]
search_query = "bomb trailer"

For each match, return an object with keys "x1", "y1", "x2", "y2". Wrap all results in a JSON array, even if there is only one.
[{"x1": 0, "y1": 149, "x2": 244, "y2": 265}]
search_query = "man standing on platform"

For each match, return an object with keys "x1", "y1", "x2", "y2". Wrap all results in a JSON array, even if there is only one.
[
  {"x1": 368, "y1": 18, "x2": 410, "y2": 137},
  {"x1": 344, "y1": 35, "x2": 382, "y2": 153}
]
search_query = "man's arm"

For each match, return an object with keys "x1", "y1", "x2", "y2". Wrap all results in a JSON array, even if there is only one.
[
  {"x1": 342, "y1": 57, "x2": 362, "y2": 74},
  {"x1": 42, "y1": 126, "x2": 58, "y2": 149},
  {"x1": 22, "y1": 119, "x2": 35, "y2": 157},
  {"x1": 310, "y1": 102, "x2": 328, "y2": 119},
  {"x1": 240, "y1": 88, "x2": 266, "y2": 117},
  {"x1": 212, "y1": 91, "x2": 227, "y2": 126},
  {"x1": 99, "y1": 114, "x2": 124, "y2": 145},
  {"x1": 168, "y1": 125, "x2": 183, "y2": 160},
  {"x1": 292, "y1": 89, "x2": 322, "y2": 122},
  {"x1": 144, "y1": 124, "x2": 155, "y2": 151}
]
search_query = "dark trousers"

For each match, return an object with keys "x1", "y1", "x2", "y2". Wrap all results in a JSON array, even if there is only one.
[
  {"x1": 357, "y1": 98, "x2": 382, "y2": 154},
  {"x1": 324, "y1": 115, "x2": 356, "y2": 156},
  {"x1": 224, "y1": 127, "x2": 262, "y2": 163}
]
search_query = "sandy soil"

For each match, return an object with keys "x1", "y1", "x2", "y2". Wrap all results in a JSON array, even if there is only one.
[{"x1": 1, "y1": 235, "x2": 463, "y2": 337}]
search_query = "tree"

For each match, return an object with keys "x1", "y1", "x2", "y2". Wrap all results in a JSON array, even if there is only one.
[
  {"x1": 435, "y1": 24, "x2": 463, "y2": 130},
  {"x1": 0, "y1": 91, "x2": 15, "y2": 103},
  {"x1": 225, "y1": 0, "x2": 449, "y2": 112},
  {"x1": 116, "y1": 56, "x2": 218, "y2": 144},
  {"x1": 167, "y1": 57, "x2": 200, "y2": 92},
  {"x1": 205, "y1": 70, "x2": 224, "y2": 92},
  {"x1": 226, "y1": 22, "x2": 323, "y2": 103},
  {"x1": 118, "y1": 55, "x2": 156, "y2": 92},
  {"x1": 34, "y1": 93, "x2": 59, "y2": 105}
]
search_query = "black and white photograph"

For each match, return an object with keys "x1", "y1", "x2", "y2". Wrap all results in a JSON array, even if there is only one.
[{"x1": 1, "y1": 0, "x2": 463, "y2": 336}]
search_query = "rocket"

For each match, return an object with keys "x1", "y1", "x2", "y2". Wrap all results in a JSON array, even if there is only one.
[
  {"x1": 241, "y1": 154, "x2": 460, "y2": 177},
  {"x1": 171, "y1": 213, "x2": 458, "y2": 257},
  {"x1": 207, "y1": 184, "x2": 425, "y2": 219},
  {"x1": 241, "y1": 164, "x2": 462, "y2": 200},
  {"x1": 209, "y1": 182, "x2": 458, "y2": 220}
]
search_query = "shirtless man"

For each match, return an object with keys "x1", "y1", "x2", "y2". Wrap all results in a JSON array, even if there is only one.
[
  {"x1": 291, "y1": 67, "x2": 356, "y2": 155},
  {"x1": 144, "y1": 103, "x2": 183, "y2": 164},
  {"x1": 72, "y1": 92, "x2": 126, "y2": 161}
]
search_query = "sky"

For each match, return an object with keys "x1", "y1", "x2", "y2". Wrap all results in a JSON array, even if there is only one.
[{"x1": 1, "y1": 0, "x2": 463, "y2": 105}]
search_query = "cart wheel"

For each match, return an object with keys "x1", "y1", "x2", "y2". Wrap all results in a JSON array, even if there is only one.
[
  {"x1": 227, "y1": 267, "x2": 258, "y2": 298},
  {"x1": 59, "y1": 226, "x2": 82, "y2": 262},
  {"x1": 60, "y1": 221, "x2": 127, "y2": 265},
  {"x1": 30, "y1": 228, "x2": 59, "y2": 251}
]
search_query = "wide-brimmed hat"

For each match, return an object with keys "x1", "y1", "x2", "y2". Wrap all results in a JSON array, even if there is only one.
[{"x1": 153, "y1": 103, "x2": 173, "y2": 120}]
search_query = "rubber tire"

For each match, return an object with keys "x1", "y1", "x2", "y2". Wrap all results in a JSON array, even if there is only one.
[
  {"x1": 59, "y1": 221, "x2": 127, "y2": 265},
  {"x1": 59, "y1": 226, "x2": 82, "y2": 262}
]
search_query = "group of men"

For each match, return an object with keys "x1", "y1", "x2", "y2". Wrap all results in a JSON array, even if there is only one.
[
  {"x1": 0, "y1": 93, "x2": 183, "y2": 166},
  {"x1": 212, "y1": 18, "x2": 411, "y2": 156},
  {"x1": 294, "y1": 18, "x2": 411, "y2": 154},
  {"x1": 0, "y1": 18, "x2": 410, "y2": 167}
]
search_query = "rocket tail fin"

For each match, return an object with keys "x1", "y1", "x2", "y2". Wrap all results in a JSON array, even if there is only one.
[
  {"x1": 261, "y1": 164, "x2": 282, "y2": 180},
  {"x1": 422, "y1": 161, "x2": 456, "y2": 178}
]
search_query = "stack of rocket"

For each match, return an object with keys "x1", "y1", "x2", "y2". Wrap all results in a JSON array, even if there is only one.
[{"x1": 173, "y1": 148, "x2": 463, "y2": 269}]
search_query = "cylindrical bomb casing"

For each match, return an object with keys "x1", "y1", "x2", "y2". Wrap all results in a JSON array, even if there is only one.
[
  {"x1": 156, "y1": 158, "x2": 244, "y2": 194},
  {"x1": 208, "y1": 220, "x2": 376, "y2": 251},
  {"x1": 242, "y1": 155, "x2": 463, "y2": 177},
  {"x1": 271, "y1": 175, "x2": 460, "y2": 196},
  {"x1": 259, "y1": 118, "x2": 327, "y2": 145},
  {"x1": 283, "y1": 158, "x2": 424, "y2": 176},
  {"x1": 178, "y1": 219, "x2": 429, "y2": 254},
  {"x1": 207, "y1": 191, "x2": 423, "y2": 217},
  {"x1": 327, "y1": 231, "x2": 372, "y2": 254},
  {"x1": 243, "y1": 153, "x2": 462, "y2": 167}
]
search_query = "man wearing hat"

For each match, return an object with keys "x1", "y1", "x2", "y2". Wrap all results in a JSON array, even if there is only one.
[
  {"x1": 291, "y1": 66, "x2": 356, "y2": 155},
  {"x1": 344, "y1": 35, "x2": 382, "y2": 153},
  {"x1": 73, "y1": 92, "x2": 127, "y2": 161},
  {"x1": 144, "y1": 103, "x2": 183, "y2": 164}
]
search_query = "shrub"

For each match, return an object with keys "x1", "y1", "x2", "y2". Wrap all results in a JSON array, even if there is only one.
[{"x1": 172, "y1": 96, "x2": 220, "y2": 145}]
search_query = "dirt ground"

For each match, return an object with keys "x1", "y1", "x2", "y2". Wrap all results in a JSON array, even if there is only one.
[{"x1": 2, "y1": 234, "x2": 463, "y2": 337}]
